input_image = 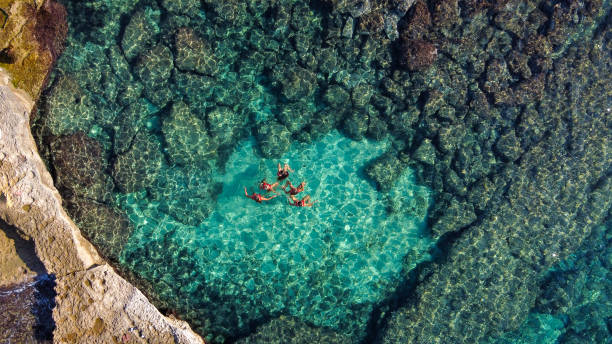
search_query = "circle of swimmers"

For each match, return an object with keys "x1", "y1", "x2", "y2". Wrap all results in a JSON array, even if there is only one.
[{"x1": 244, "y1": 163, "x2": 315, "y2": 207}]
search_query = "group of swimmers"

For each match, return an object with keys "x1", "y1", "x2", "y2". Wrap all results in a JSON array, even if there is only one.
[{"x1": 244, "y1": 163, "x2": 316, "y2": 207}]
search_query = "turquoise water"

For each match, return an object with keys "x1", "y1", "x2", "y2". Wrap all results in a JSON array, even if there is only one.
[
  {"x1": 32, "y1": 0, "x2": 611, "y2": 342},
  {"x1": 117, "y1": 131, "x2": 433, "y2": 340}
]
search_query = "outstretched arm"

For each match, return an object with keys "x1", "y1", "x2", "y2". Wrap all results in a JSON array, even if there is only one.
[
  {"x1": 262, "y1": 194, "x2": 278, "y2": 201},
  {"x1": 244, "y1": 186, "x2": 249, "y2": 196}
]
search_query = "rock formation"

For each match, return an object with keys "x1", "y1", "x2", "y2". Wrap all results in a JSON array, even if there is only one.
[{"x1": 0, "y1": 67, "x2": 204, "y2": 343}]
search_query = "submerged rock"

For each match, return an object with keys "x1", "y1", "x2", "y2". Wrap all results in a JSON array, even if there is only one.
[
  {"x1": 112, "y1": 130, "x2": 164, "y2": 193},
  {"x1": 50, "y1": 132, "x2": 114, "y2": 203},
  {"x1": 121, "y1": 8, "x2": 160, "y2": 61},
  {"x1": 162, "y1": 101, "x2": 216, "y2": 167},
  {"x1": 174, "y1": 27, "x2": 219, "y2": 76},
  {"x1": 150, "y1": 165, "x2": 222, "y2": 226},
  {"x1": 236, "y1": 315, "x2": 352, "y2": 344},
  {"x1": 134, "y1": 44, "x2": 174, "y2": 108},
  {"x1": 256, "y1": 120, "x2": 291, "y2": 158},
  {"x1": 43, "y1": 74, "x2": 95, "y2": 136},
  {"x1": 365, "y1": 152, "x2": 406, "y2": 192},
  {"x1": 398, "y1": 38, "x2": 437, "y2": 71}
]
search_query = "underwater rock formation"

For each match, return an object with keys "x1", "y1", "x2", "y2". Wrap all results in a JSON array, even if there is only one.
[
  {"x1": 112, "y1": 130, "x2": 164, "y2": 193},
  {"x1": 162, "y1": 101, "x2": 216, "y2": 167},
  {"x1": 31, "y1": 0, "x2": 611, "y2": 342},
  {"x1": 0, "y1": 68, "x2": 203, "y2": 343}
]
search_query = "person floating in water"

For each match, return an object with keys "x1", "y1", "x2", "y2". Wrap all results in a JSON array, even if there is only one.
[
  {"x1": 259, "y1": 178, "x2": 279, "y2": 193},
  {"x1": 289, "y1": 194, "x2": 315, "y2": 207},
  {"x1": 283, "y1": 181, "x2": 305, "y2": 196},
  {"x1": 244, "y1": 187, "x2": 277, "y2": 203},
  {"x1": 277, "y1": 162, "x2": 293, "y2": 181}
]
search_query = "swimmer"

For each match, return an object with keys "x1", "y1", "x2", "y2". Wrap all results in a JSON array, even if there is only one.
[
  {"x1": 259, "y1": 178, "x2": 279, "y2": 193},
  {"x1": 283, "y1": 181, "x2": 306, "y2": 196},
  {"x1": 288, "y1": 194, "x2": 315, "y2": 207},
  {"x1": 245, "y1": 187, "x2": 277, "y2": 203},
  {"x1": 277, "y1": 162, "x2": 293, "y2": 181}
]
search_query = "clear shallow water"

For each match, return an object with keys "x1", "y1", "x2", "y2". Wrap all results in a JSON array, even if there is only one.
[{"x1": 117, "y1": 130, "x2": 433, "y2": 340}]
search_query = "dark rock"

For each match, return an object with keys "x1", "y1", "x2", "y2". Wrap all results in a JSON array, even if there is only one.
[
  {"x1": 50, "y1": 132, "x2": 114, "y2": 203},
  {"x1": 401, "y1": 0, "x2": 430, "y2": 39},
  {"x1": 174, "y1": 27, "x2": 219, "y2": 76},
  {"x1": 256, "y1": 120, "x2": 291, "y2": 158},
  {"x1": 365, "y1": 152, "x2": 406, "y2": 192},
  {"x1": 121, "y1": 8, "x2": 160, "y2": 61},
  {"x1": 398, "y1": 38, "x2": 437, "y2": 71},
  {"x1": 412, "y1": 139, "x2": 437, "y2": 165},
  {"x1": 112, "y1": 131, "x2": 164, "y2": 193},
  {"x1": 162, "y1": 101, "x2": 216, "y2": 167}
]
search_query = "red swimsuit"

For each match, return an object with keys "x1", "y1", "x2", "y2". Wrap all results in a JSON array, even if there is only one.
[{"x1": 260, "y1": 182, "x2": 272, "y2": 191}]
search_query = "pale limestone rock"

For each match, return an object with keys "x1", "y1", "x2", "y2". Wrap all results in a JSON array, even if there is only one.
[{"x1": 0, "y1": 68, "x2": 205, "y2": 343}]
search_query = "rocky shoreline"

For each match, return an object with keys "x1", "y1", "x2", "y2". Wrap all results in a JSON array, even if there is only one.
[{"x1": 0, "y1": 60, "x2": 203, "y2": 344}]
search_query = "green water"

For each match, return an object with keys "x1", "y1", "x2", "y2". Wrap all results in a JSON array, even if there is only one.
[
  {"x1": 32, "y1": 0, "x2": 611, "y2": 342},
  {"x1": 117, "y1": 131, "x2": 433, "y2": 340}
]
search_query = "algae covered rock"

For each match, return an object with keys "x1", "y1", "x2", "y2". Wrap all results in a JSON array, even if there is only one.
[
  {"x1": 162, "y1": 101, "x2": 216, "y2": 166},
  {"x1": 256, "y1": 120, "x2": 291, "y2": 158},
  {"x1": 398, "y1": 39, "x2": 437, "y2": 71},
  {"x1": 65, "y1": 198, "x2": 133, "y2": 262},
  {"x1": 150, "y1": 165, "x2": 222, "y2": 226},
  {"x1": 112, "y1": 131, "x2": 164, "y2": 193},
  {"x1": 43, "y1": 74, "x2": 95, "y2": 136},
  {"x1": 121, "y1": 8, "x2": 160, "y2": 61},
  {"x1": 236, "y1": 315, "x2": 352, "y2": 344},
  {"x1": 174, "y1": 27, "x2": 219, "y2": 76},
  {"x1": 134, "y1": 44, "x2": 174, "y2": 107},
  {"x1": 206, "y1": 106, "x2": 246, "y2": 147},
  {"x1": 365, "y1": 152, "x2": 406, "y2": 192},
  {"x1": 50, "y1": 132, "x2": 114, "y2": 203}
]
